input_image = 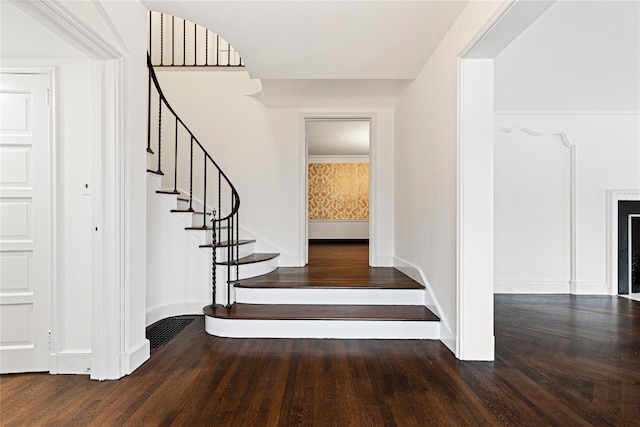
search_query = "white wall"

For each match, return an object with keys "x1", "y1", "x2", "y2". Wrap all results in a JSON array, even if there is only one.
[
  {"x1": 494, "y1": 0, "x2": 640, "y2": 295},
  {"x1": 494, "y1": 114, "x2": 640, "y2": 294},
  {"x1": 495, "y1": 1, "x2": 639, "y2": 112},
  {"x1": 1, "y1": 1, "x2": 94, "y2": 373},
  {"x1": 394, "y1": 1, "x2": 509, "y2": 355},
  {"x1": 152, "y1": 70, "x2": 395, "y2": 266}
]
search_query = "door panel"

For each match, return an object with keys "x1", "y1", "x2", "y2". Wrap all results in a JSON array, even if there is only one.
[{"x1": 0, "y1": 72, "x2": 51, "y2": 373}]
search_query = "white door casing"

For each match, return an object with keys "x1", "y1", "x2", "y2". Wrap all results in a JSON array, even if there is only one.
[{"x1": 0, "y1": 72, "x2": 52, "y2": 373}]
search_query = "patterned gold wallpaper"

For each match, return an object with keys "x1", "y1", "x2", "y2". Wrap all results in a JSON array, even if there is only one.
[{"x1": 308, "y1": 163, "x2": 369, "y2": 220}]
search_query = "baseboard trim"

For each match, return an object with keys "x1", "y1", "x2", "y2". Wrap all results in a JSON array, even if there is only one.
[
  {"x1": 373, "y1": 256, "x2": 394, "y2": 267},
  {"x1": 494, "y1": 280, "x2": 608, "y2": 295},
  {"x1": 125, "y1": 339, "x2": 150, "y2": 375},
  {"x1": 570, "y1": 281, "x2": 609, "y2": 295},
  {"x1": 393, "y1": 256, "x2": 455, "y2": 354},
  {"x1": 494, "y1": 280, "x2": 570, "y2": 294},
  {"x1": 146, "y1": 301, "x2": 208, "y2": 327},
  {"x1": 54, "y1": 351, "x2": 92, "y2": 375},
  {"x1": 278, "y1": 253, "x2": 305, "y2": 267}
]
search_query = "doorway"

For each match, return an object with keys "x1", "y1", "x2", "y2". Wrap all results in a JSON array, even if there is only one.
[{"x1": 304, "y1": 119, "x2": 371, "y2": 265}]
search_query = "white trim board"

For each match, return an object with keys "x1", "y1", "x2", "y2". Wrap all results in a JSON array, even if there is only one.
[
  {"x1": 300, "y1": 113, "x2": 379, "y2": 267},
  {"x1": 308, "y1": 155, "x2": 369, "y2": 163}
]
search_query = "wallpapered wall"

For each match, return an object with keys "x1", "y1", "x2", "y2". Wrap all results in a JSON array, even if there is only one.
[{"x1": 308, "y1": 163, "x2": 369, "y2": 220}]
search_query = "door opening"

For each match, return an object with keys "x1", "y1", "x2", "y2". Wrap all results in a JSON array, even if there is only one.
[{"x1": 305, "y1": 119, "x2": 371, "y2": 265}]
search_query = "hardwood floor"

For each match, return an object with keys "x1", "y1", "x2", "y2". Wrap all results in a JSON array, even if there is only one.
[{"x1": 2, "y1": 295, "x2": 640, "y2": 426}]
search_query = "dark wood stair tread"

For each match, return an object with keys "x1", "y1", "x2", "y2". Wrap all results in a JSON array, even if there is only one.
[
  {"x1": 156, "y1": 189, "x2": 182, "y2": 195},
  {"x1": 216, "y1": 253, "x2": 279, "y2": 266},
  {"x1": 171, "y1": 209, "x2": 211, "y2": 215},
  {"x1": 185, "y1": 226, "x2": 215, "y2": 231},
  {"x1": 186, "y1": 225, "x2": 229, "y2": 231},
  {"x1": 234, "y1": 280, "x2": 423, "y2": 290},
  {"x1": 199, "y1": 239, "x2": 256, "y2": 249},
  {"x1": 147, "y1": 169, "x2": 163, "y2": 175},
  {"x1": 236, "y1": 266, "x2": 424, "y2": 290},
  {"x1": 203, "y1": 303, "x2": 439, "y2": 321}
]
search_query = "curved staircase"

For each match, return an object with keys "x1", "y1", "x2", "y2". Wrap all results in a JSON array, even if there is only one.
[{"x1": 146, "y1": 11, "x2": 440, "y2": 340}]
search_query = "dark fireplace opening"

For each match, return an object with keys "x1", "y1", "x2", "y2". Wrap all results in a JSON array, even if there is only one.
[
  {"x1": 632, "y1": 216, "x2": 640, "y2": 293},
  {"x1": 618, "y1": 201, "x2": 640, "y2": 294}
]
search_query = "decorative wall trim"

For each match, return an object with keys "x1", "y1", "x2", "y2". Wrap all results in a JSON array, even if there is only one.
[
  {"x1": 607, "y1": 190, "x2": 640, "y2": 295},
  {"x1": 495, "y1": 127, "x2": 577, "y2": 290}
]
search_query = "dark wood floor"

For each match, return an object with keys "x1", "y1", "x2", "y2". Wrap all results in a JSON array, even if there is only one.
[
  {"x1": 2, "y1": 295, "x2": 640, "y2": 426},
  {"x1": 238, "y1": 242, "x2": 423, "y2": 289}
]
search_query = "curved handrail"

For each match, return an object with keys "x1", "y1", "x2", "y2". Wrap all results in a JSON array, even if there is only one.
[
  {"x1": 147, "y1": 53, "x2": 241, "y2": 307},
  {"x1": 147, "y1": 54, "x2": 240, "y2": 220}
]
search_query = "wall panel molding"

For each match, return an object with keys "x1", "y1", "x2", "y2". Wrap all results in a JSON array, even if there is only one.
[{"x1": 495, "y1": 126, "x2": 577, "y2": 289}]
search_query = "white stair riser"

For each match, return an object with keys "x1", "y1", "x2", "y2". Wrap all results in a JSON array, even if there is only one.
[
  {"x1": 176, "y1": 198, "x2": 190, "y2": 210},
  {"x1": 235, "y1": 288, "x2": 425, "y2": 306},
  {"x1": 155, "y1": 193, "x2": 179, "y2": 210},
  {"x1": 219, "y1": 257, "x2": 279, "y2": 281},
  {"x1": 214, "y1": 242, "x2": 255, "y2": 262},
  {"x1": 185, "y1": 228, "x2": 229, "y2": 245},
  {"x1": 205, "y1": 317, "x2": 440, "y2": 339}
]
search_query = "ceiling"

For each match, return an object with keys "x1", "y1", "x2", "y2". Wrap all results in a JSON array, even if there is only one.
[
  {"x1": 307, "y1": 121, "x2": 369, "y2": 156},
  {"x1": 141, "y1": 1, "x2": 469, "y2": 80}
]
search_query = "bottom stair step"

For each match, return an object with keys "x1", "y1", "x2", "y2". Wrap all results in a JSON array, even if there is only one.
[
  {"x1": 205, "y1": 304, "x2": 439, "y2": 321},
  {"x1": 203, "y1": 304, "x2": 440, "y2": 339}
]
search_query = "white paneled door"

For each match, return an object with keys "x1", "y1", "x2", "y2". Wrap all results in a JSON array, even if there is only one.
[{"x1": 0, "y1": 72, "x2": 52, "y2": 373}]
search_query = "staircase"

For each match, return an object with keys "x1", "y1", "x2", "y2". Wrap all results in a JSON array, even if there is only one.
[{"x1": 146, "y1": 11, "x2": 440, "y2": 340}]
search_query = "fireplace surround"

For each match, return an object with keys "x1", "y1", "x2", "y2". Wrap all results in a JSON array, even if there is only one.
[{"x1": 609, "y1": 191, "x2": 640, "y2": 294}]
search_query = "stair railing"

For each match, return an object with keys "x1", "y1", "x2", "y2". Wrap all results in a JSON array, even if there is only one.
[
  {"x1": 148, "y1": 11, "x2": 244, "y2": 68},
  {"x1": 147, "y1": 54, "x2": 240, "y2": 308}
]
